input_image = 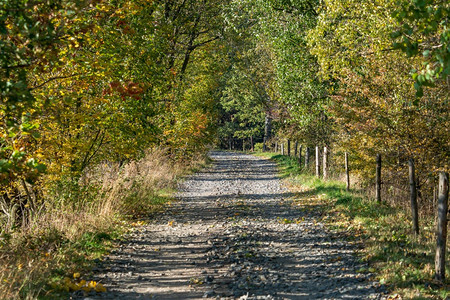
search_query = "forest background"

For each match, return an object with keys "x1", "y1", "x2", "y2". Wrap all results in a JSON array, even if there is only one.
[{"x1": 0, "y1": 0, "x2": 448, "y2": 298}]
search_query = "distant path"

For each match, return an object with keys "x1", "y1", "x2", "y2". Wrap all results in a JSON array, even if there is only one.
[{"x1": 76, "y1": 151, "x2": 385, "y2": 299}]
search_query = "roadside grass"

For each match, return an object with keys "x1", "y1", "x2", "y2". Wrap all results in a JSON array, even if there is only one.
[
  {"x1": 257, "y1": 152, "x2": 449, "y2": 300},
  {"x1": 0, "y1": 149, "x2": 209, "y2": 299},
  {"x1": 0, "y1": 209, "x2": 126, "y2": 299}
]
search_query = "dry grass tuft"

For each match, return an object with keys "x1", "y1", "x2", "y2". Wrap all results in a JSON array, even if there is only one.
[{"x1": 0, "y1": 148, "x2": 208, "y2": 299}]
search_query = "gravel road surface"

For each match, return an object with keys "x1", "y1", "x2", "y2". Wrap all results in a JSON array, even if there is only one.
[{"x1": 73, "y1": 151, "x2": 386, "y2": 299}]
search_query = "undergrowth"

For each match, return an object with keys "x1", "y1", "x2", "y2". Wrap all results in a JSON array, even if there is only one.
[
  {"x1": 258, "y1": 152, "x2": 449, "y2": 300},
  {"x1": 0, "y1": 148, "x2": 209, "y2": 299}
]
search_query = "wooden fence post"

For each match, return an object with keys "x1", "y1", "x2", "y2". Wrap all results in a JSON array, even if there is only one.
[
  {"x1": 408, "y1": 159, "x2": 419, "y2": 235},
  {"x1": 323, "y1": 146, "x2": 328, "y2": 180},
  {"x1": 287, "y1": 140, "x2": 291, "y2": 156},
  {"x1": 376, "y1": 154, "x2": 381, "y2": 202},
  {"x1": 345, "y1": 152, "x2": 350, "y2": 191},
  {"x1": 305, "y1": 147, "x2": 310, "y2": 169},
  {"x1": 281, "y1": 143, "x2": 285, "y2": 155},
  {"x1": 315, "y1": 146, "x2": 320, "y2": 178},
  {"x1": 299, "y1": 145, "x2": 303, "y2": 167},
  {"x1": 435, "y1": 172, "x2": 448, "y2": 281}
]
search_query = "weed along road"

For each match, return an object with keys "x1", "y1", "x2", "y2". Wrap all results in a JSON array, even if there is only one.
[{"x1": 73, "y1": 151, "x2": 386, "y2": 299}]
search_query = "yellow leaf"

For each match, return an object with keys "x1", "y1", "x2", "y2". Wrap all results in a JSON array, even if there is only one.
[
  {"x1": 95, "y1": 283, "x2": 107, "y2": 293},
  {"x1": 78, "y1": 280, "x2": 86, "y2": 287},
  {"x1": 73, "y1": 272, "x2": 80, "y2": 279}
]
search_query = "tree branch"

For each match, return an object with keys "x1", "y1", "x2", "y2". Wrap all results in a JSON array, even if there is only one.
[
  {"x1": 1, "y1": 63, "x2": 33, "y2": 70},
  {"x1": 188, "y1": 36, "x2": 220, "y2": 51},
  {"x1": 80, "y1": 130, "x2": 104, "y2": 172},
  {"x1": 30, "y1": 73, "x2": 81, "y2": 90}
]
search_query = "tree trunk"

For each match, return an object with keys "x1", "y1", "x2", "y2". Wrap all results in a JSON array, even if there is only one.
[
  {"x1": 376, "y1": 154, "x2": 381, "y2": 202},
  {"x1": 263, "y1": 115, "x2": 272, "y2": 152},
  {"x1": 281, "y1": 143, "x2": 285, "y2": 155},
  {"x1": 408, "y1": 159, "x2": 419, "y2": 235},
  {"x1": 345, "y1": 152, "x2": 350, "y2": 191},
  {"x1": 305, "y1": 147, "x2": 310, "y2": 169},
  {"x1": 251, "y1": 136, "x2": 254, "y2": 152},
  {"x1": 294, "y1": 141, "x2": 298, "y2": 157},
  {"x1": 299, "y1": 145, "x2": 303, "y2": 166},
  {"x1": 287, "y1": 140, "x2": 291, "y2": 156}
]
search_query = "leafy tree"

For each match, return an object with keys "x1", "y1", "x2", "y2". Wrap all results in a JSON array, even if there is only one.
[
  {"x1": 0, "y1": 0, "x2": 234, "y2": 223},
  {"x1": 0, "y1": 0, "x2": 81, "y2": 185},
  {"x1": 216, "y1": 0, "x2": 278, "y2": 149},
  {"x1": 308, "y1": 0, "x2": 449, "y2": 182},
  {"x1": 256, "y1": 0, "x2": 334, "y2": 147},
  {"x1": 391, "y1": 0, "x2": 449, "y2": 96}
]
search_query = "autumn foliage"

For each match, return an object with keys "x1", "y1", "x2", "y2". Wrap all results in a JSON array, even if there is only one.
[{"x1": 1, "y1": 0, "x2": 226, "y2": 228}]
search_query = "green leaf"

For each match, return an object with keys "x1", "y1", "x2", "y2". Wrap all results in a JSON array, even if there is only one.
[
  {"x1": 31, "y1": 131, "x2": 41, "y2": 139},
  {"x1": 35, "y1": 163, "x2": 47, "y2": 173},
  {"x1": 415, "y1": 86, "x2": 424, "y2": 97},
  {"x1": 11, "y1": 150, "x2": 26, "y2": 160},
  {"x1": 0, "y1": 159, "x2": 11, "y2": 173}
]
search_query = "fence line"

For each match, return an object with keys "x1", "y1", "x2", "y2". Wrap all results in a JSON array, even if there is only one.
[{"x1": 270, "y1": 142, "x2": 448, "y2": 280}]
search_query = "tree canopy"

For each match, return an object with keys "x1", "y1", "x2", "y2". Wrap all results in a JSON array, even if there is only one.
[{"x1": 1, "y1": 0, "x2": 448, "y2": 221}]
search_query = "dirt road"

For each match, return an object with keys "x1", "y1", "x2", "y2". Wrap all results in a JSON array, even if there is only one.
[{"x1": 74, "y1": 151, "x2": 385, "y2": 299}]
